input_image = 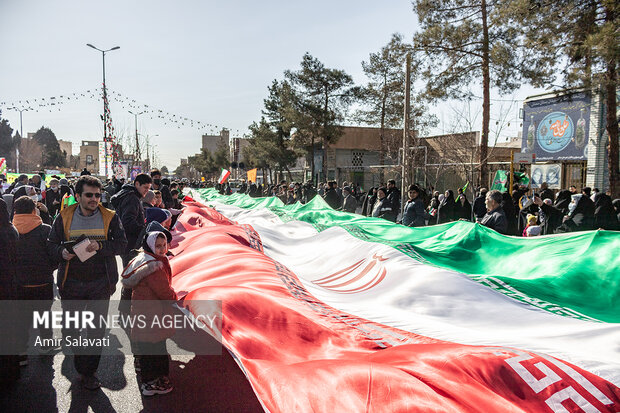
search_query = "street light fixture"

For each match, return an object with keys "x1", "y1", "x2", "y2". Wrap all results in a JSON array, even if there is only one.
[
  {"x1": 7, "y1": 106, "x2": 32, "y2": 173},
  {"x1": 86, "y1": 43, "x2": 120, "y2": 177}
]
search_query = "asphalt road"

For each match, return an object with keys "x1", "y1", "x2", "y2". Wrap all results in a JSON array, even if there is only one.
[{"x1": 0, "y1": 260, "x2": 264, "y2": 413}]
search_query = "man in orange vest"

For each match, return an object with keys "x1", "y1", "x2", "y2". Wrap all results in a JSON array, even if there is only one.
[{"x1": 47, "y1": 176, "x2": 127, "y2": 390}]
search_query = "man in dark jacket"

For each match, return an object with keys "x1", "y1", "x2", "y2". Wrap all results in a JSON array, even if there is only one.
[
  {"x1": 47, "y1": 176, "x2": 127, "y2": 390},
  {"x1": 302, "y1": 182, "x2": 316, "y2": 204},
  {"x1": 480, "y1": 189, "x2": 508, "y2": 234},
  {"x1": 340, "y1": 186, "x2": 357, "y2": 213},
  {"x1": 12, "y1": 196, "x2": 57, "y2": 356},
  {"x1": 323, "y1": 181, "x2": 342, "y2": 210},
  {"x1": 45, "y1": 178, "x2": 63, "y2": 217},
  {"x1": 402, "y1": 185, "x2": 426, "y2": 227},
  {"x1": 111, "y1": 173, "x2": 152, "y2": 266}
]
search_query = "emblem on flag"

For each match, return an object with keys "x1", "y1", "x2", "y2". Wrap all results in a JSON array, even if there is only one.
[{"x1": 312, "y1": 254, "x2": 388, "y2": 294}]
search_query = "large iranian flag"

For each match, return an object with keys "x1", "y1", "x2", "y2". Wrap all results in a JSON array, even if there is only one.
[{"x1": 171, "y1": 189, "x2": 619, "y2": 412}]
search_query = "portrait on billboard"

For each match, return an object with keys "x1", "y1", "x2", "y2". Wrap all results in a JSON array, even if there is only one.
[{"x1": 531, "y1": 164, "x2": 562, "y2": 189}]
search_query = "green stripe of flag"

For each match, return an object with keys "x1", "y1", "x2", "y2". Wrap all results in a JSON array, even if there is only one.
[{"x1": 194, "y1": 188, "x2": 620, "y2": 323}]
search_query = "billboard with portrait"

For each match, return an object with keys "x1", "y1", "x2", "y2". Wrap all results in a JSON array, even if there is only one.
[
  {"x1": 530, "y1": 164, "x2": 562, "y2": 189},
  {"x1": 521, "y1": 91, "x2": 591, "y2": 161}
]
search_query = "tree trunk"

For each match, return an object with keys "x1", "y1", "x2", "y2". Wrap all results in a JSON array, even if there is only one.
[
  {"x1": 310, "y1": 136, "x2": 315, "y2": 184},
  {"x1": 286, "y1": 165, "x2": 293, "y2": 182},
  {"x1": 479, "y1": 0, "x2": 490, "y2": 188},
  {"x1": 322, "y1": 138, "x2": 328, "y2": 183},
  {"x1": 604, "y1": 6, "x2": 618, "y2": 197},
  {"x1": 379, "y1": 74, "x2": 387, "y2": 183},
  {"x1": 322, "y1": 89, "x2": 329, "y2": 183}
]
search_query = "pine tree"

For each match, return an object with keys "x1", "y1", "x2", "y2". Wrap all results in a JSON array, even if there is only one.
[
  {"x1": 413, "y1": 0, "x2": 527, "y2": 187},
  {"x1": 285, "y1": 53, "x2": 355, "y2": 183}
]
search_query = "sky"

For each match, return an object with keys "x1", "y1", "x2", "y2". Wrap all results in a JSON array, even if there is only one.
[{"x1": 0, "y1": 0, "x2": 545, "y2": 171}]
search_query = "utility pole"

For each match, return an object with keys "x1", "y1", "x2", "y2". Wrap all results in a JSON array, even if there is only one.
[
  {"x1": 7, "y1": 106, "x2": 30, "y2": 173},
  {"x1": 401, "y1": 53, "x2": 411, "y2": 216}
]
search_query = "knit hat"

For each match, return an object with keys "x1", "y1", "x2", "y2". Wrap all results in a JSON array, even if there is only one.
[
  {"x1": 59, "y1": 178, "x2": 69, "y2": 186},
  {"x1": 343, "y1": 186, "x2": 351, "y2": 194},
  {"x1": 526, "y1": 214, "x2": 537, "y2": 225},
  {"x1": 146, "y1": 221, "x2": 172, "y2": 243},
  {"x1": 145, "y1": 207, "x2": 171, "y2": 224}
]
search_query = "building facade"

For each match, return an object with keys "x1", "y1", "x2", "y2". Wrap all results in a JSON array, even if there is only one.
[
  {"x1": 79, "y1": 140, "x2": 100, "y2": 175},
  {"x1": 202, "y1": 129, "x2": 229, "y2": 154},
  {"x1": 57, "y1": 139, "x2": 73, "y2": 165},
  {"x1": 230, "y1": 137, "x2": 251, "y2": 166},
  {"x1": 291, "y1": 126, "x2": 494, "y2": 192}
]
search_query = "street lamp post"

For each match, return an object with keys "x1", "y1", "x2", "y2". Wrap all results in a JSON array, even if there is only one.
[
  {"x1": 145, "y1": 134, "x2": 159, "y2": 172},
  {"x1": 128, "y1": 110, "x2": 145, "y2": 166},
  {"x1": 86, "y1": 43, "x2": 120, "y2": 177},
  {"x1": 7, "y1": 106, "x2": 31, "y2": 173}
]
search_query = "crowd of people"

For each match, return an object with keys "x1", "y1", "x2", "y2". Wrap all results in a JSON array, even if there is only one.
[
  {"x1": 0, "y1": 169, "x2": 186, "y2": 395},
  {"x1": 213, "y1": 178, "x2": 620, "y2": 235}
]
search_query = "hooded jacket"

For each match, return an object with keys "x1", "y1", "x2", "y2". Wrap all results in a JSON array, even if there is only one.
[
  {"x1": 13, "y1": 214, "x2": 55, "y2": 286},
  {"x1": 111, "y1": 183, "x2": 146, "y2": 253},
  {"x1": 121, "y1": 250, "x2": 176, "y2": 343}
]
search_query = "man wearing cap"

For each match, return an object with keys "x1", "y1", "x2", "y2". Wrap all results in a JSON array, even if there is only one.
[{"x1": 45, "y1": 178, "x2": 62, "y2": 217}]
